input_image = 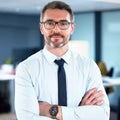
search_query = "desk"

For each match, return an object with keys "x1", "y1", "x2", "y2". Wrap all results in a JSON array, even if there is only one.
[
  {"x1": 0, "y1": 74, "x2": 15, "y2": 80},
  {"x1": 103, "y1": 77, "x2": 120, "y2": 87},
  {"x1": 103, "y1": 77, "x2": 120, "y2": 120},
  {"x1": 0, "y1": 73, "x2": 15, "y2": 113}
]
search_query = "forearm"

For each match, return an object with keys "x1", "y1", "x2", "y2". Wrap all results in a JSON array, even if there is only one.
[
  {"x1": 39, "y1": 104, "x2": 109, "y2": 120},
  {"x1": 16, "y1": 110, "x2": 54, "y2": 120},
  {"x1": 39, "y1": 88, "x2": 110, "y2": 120},
  {"x1": 39, "y1": 101, "x2": 109, "y2": 120},
  {"x1": 62, "y1": 105, "x2": 110, "y2": 120},
  {"x1": 39, "y1": 102, "x2": 62, "y2": 120}
]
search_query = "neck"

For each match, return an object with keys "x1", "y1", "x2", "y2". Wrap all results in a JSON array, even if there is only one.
[{"x1": 45, "y1": 44, "x2": 69, "y2": 57}]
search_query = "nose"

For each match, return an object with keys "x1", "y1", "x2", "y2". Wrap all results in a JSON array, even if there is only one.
[{"x1": 54, "y1": 23, "x2": 61, "y2": 31}]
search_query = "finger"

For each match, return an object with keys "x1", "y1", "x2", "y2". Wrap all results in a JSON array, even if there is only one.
[
  {"x1": 81, "y1": 88, "x2": 98, "y2": 105},
  {"x1": 80, "y1": 99, "x2": 91, "y2": 105},
  {"x1": 91, "y1": 93, "x2": 105, "y2": 105},
  {"x1": 93, "y1": 90, "x2": 104, "y2": 98},
  {"x1": 91, "y1": 98, "x2": 104, "y2": 105},
  {"x1": 95, "y1": 100, "x2": 104, "y2": 105},
  {"x1": 80, "y1": 89, "x2": 105, "y2": 105},
  {"x1": 86, "y1": 90, "x2": 104, "y2": 103},
  {"x1": 81, "y1": 93, "x2": 104, "y2": 105}
]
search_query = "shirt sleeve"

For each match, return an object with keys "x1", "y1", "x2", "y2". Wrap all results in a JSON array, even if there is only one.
[
  {"x1": 15, "y1": 62, "x2": 54, "y2": 120},
  {"x1": 62, "y1": 105, "x2": 109, "y2": 120},
  {"x1": 62, "y1": 60, "x2": 110, "y2": 120}
]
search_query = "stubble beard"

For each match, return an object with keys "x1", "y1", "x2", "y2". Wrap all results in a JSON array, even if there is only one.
[
  {"x1": 48, "y1": 40, "x2": 65, "y2": 48},
  {"x1": 47, "y1": 35, "x2": 66, "y2": 48}
]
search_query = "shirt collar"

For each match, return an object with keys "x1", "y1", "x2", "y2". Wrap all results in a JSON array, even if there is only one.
[{"x1": 42, "y1": 47, "x2": 71, "y2": 64}]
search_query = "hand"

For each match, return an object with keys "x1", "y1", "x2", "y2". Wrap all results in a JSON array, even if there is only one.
[{"x1": 79, "y1": 88, "x2": 104, "y2": 106}]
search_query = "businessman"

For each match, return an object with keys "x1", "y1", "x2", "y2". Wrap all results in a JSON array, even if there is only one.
[{"x1": 15, "y1": 1, "x2": 110, "y2": 120}]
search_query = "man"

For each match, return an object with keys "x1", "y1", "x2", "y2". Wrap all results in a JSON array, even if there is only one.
[{"x1": 15, "y1": 1, "x2": 110, "y2": 120}]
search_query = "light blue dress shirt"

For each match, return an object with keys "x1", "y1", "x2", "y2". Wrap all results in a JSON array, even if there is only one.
[{"x1": 15, "y1": 47, "x2": 110, "y2": 120}]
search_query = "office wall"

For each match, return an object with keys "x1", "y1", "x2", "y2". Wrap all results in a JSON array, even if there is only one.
[
  {"x1": 0, "y1": 13, "x2": 43, "y2": 65},
  {"x1": 102, "y1": 10, "x2": 120, "y2": 108},
  {"x1": 0, "y1": 12, "x2": 95, "y2": 65},
  {"x1": 0, "y1": 11, "x2": 119, "y2": 66},
  {"x1": 71, "y1": 13, "x2": 95, "y2": 59},
  {"x1": 102, "y1": 11, "x2": 120, "y2": 71}
]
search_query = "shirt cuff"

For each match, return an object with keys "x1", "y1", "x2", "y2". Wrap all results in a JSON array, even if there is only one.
[{"x1": 61, "y1": 106, "x2": 75, "y2": 120}]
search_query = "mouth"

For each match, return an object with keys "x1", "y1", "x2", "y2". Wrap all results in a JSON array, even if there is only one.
[
  {"x1": 50, "y1": 34, "x2": 64, "y2": 39},
  {"x1": 51, "y1": 35, "x2": 63, "y2": 40},
  {"x1": 47, "y1": 34, "x2": 65, "y2": 48},
  {"x1": 52, "y1": 35, "x2": 61, "y2": 38}
]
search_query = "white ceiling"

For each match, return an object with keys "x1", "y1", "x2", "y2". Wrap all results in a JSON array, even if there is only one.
[{"x1": 0, "y1": 0, "x2": 120, "y2": 14}]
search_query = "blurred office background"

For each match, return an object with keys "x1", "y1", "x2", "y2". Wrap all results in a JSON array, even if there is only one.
[{"x1": 0, "y1": 0, "x2": 120, "y2": 120}]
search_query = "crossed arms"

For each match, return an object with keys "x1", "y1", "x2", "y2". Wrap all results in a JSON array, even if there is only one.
[{"x1": 39, "y1": 88, "x2": 109, "y2": 120}]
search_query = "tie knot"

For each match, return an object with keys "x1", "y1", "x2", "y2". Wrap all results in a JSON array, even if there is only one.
[{"x1": 54, "y1": 58, "x2": 65, "y2": 66}]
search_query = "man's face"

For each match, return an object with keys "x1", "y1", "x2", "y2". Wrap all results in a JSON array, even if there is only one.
[{"x1": 40, "y1": 9, "x2": 75, "y2": 48}]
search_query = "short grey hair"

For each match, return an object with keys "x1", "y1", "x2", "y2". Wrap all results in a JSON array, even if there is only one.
[{"x1": 40, "y1": 1, "x2": 74, "y2": 22}]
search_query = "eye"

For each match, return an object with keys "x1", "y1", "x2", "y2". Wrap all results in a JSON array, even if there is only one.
[
  {"x1": 60, "y1": 22, "x2": 68, "y2": 26},
  {"x1": 47, "y1": 21, "x2": 54, "y2": 26}
]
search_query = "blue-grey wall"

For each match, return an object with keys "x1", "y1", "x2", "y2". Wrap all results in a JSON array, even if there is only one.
[
  {"x1": 72, "y1": 13, "x2": 95, "y2": 59},
  {"x1": 102, "y1": 10, "x2": 120, "y2": 108},
  {"x1": 0, "y1": 13, "x2": 43, "y2": 64},
  {"x1": 102, "y1": 11, "x2": 120, "y2": 72},
  {"x1": 0, "y1": 10, "x2": 120, "y2": 70},
  {"x1": 0, "y1": 12, "x2": 95, "y2": 65}
]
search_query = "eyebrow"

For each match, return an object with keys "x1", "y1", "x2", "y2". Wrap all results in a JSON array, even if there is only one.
[{"x1": 45, "y1": 19, "x2": 70, "y2": 22}]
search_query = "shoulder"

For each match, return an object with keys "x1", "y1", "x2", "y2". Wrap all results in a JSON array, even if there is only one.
[
  {"x1": 70, "y1": 50, "x2": 98, "y2": 69},
  {"x1": 16, "y1": 50, "x2": 43, "y2": 71},
  {"x1": 70, "y1": 50, "x2": 91, "y2": 63}
]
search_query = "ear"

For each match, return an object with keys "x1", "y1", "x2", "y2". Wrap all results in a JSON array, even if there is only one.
[
  {"x1": 40, "y1": 23, "x2": 44, "y2": 35},
  {"x1": 70, "y1": 23, "x2": 75, "y2": 35}
]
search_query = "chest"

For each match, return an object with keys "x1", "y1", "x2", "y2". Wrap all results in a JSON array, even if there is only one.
[{"x1": 34, "y1": 63, "x2": 88, "y2": 106}]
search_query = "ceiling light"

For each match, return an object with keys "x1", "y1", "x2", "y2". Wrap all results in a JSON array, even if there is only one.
[{"x1": 96, "y1": 0, "x2": 120, "y2": 3}]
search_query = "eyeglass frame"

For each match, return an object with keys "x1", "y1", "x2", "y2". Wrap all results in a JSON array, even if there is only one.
[{"x1": 40, "y1": 20, "x2": 73, "y2": 30}]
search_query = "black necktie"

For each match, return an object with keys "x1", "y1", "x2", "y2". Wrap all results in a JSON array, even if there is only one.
[{"x1": 54, "y1": 59, "x2": 67, "y2": 106}]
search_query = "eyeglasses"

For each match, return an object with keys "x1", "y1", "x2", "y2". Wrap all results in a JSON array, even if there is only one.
[{"x1": 41, "y1": 21, "x2": 73, "y2": 30}]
